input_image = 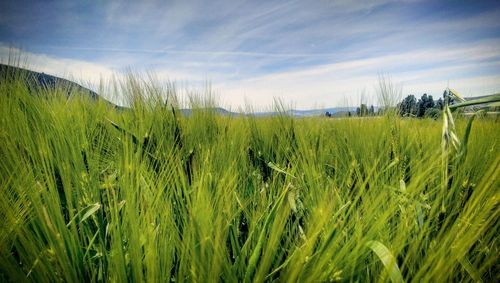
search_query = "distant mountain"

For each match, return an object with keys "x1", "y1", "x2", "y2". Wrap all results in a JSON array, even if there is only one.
[
  {"x1": 179, "y1": 107, "x2": 240, "y2": 116},
  {"x1": 178, "y1": 107, "x2": 358, "y2": 117},
  {"x1": 1, "y1": 64, "x2": 360, "y2": 117},
  {"x1": 0, "y1": 64, "x2": 121, "y2": 108},
  {"x1": 252, "y1": 107, "x2": 357, "y2": 117},
  {"x1": 290, "y1": 107, "x2": 357, "y2": 117}
]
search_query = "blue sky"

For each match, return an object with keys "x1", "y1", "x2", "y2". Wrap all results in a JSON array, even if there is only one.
[{"x1": 1, "y1": 0, "x2": 499, "y2": 109}]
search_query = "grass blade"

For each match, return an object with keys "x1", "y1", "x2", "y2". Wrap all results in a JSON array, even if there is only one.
[{"x1": 366, "y1": 240, "x2": 404, "y2": 283}]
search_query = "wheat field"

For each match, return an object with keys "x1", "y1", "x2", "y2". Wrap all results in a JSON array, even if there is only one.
[{"x1": 0, "y1": 74, "x2": 498, "y2": 282}]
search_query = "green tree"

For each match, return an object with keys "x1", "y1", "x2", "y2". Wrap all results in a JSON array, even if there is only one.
[
  {"x1": 416, "y1": 93, "x2": 435, "y2": 117},
  {"x1": 399, "y1": 95, "x2": 417, "y2": 117},
  {"x1": 424, "y1": 108, "x2": 440, "y2": 119}
]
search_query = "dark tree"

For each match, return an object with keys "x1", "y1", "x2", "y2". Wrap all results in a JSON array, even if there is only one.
[
  {"x1": 416, "y1": 94, "x2": 438, "y2": 117},
  {"x1": 435, "y1": 98, "x2": 444, "y2": 110},
  {"x1": 427, "y1": 95, "x2": 435, "y2": 109},
  {"x1": 416, "y1": 94, "x2": 426, "y2": 117},
  {"x1": 399, "y1": 95, "x2": 417, "y2": 117},
  {"x1": 416, "y1": 93, "x2": 436, "y2": 117},
  {"x1": 360, "y1": 104, "x2": 368, "y2": 117}
]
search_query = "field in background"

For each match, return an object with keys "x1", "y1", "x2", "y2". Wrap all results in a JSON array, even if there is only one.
[{"x1": 0, "y1": 75, "x2": 498, "y2": 282}]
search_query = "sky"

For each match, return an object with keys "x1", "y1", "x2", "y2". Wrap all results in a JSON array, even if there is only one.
[{"x1": 1, "y1": 0, "x2": 500, "y2": 109}]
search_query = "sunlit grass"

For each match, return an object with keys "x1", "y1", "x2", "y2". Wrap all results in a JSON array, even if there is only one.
[{"x1": 0, "y1": 71, "x2": 498, "y2": 282}]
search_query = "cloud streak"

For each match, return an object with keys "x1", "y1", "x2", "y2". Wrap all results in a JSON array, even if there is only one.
[{"x1": 1, "y1": 0, "x2": 499, "y2": 109}]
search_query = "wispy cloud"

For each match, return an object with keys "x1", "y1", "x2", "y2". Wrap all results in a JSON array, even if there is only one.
[{"x1": 1, "y1": 0, "x2": 499, "y2": 108}]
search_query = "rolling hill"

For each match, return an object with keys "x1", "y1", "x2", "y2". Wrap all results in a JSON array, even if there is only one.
[{"x1": 0, "y1": 64, "x2": 358, "y2": 117}]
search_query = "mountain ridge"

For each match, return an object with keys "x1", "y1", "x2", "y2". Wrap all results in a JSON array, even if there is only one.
[{"x1": 0, "y1": 64, "x2": 356, "y2": 117}]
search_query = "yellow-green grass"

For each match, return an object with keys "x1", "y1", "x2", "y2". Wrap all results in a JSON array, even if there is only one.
[{"x1": 0, "y1": 74, "x2": 498, "y2": 282}]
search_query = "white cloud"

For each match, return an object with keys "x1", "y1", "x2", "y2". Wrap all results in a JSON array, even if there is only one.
[
  {"x1": 213, "y1": 42, "x2": 500, "y2": 109},
  {"x1": 2, "y1": 41, "x2": 499, "y2": 110},
  {"x1": 0, "y1": 46, "x2": 208, "y2": 105},
  {"x1": 2, "y1": 1, "x2": 499, "y2": 109},
  {"x1": 0, "y1": 45, "x2": 115, "y2": 82}
]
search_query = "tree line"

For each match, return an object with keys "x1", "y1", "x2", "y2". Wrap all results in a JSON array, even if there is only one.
[
  {"x1": 325, "y1": 92, "x2": 447, "y2": 118},
  {"x1": 398, "y1": 92, "x2": 444, "y2": 118},
  {"x1": 325, "y1": 104, "x2": 376, "y2": 118}
]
